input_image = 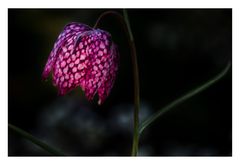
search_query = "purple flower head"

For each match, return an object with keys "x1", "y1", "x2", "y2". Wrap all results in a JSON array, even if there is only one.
[{"x1": 42, "y1": 22, "x2": 119, "y2": 105}]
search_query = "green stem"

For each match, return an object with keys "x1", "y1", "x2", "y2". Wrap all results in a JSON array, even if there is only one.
[
  {"x1": 123, "y1": 9, "x2": 140, "y2": 156},
  {"x1": 94, "y1": 10, "x2": 140, "y2": 156},
  {"x1": 9, "y1": 123, "x2": 65, "y2": 156},
  {"x1": 139, "y1": 61, "x2": 231, "y2": 135}
]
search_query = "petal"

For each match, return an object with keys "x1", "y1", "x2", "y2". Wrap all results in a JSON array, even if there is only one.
[
  {"x1": 42, "y1": 23, "x2": 119, "y2": 105},
  {"x1": 42, "y1": 22, "x2": 91, "y2": 80},
  {"x1": 73, "y1": 29, "x2": 114, "y2": 101},
  {"x1": 97, "y1": 43, "x2": 119, "y2": 105}
]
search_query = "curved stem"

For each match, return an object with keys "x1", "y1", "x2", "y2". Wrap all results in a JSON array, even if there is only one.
[
  {"x1": 123, "y1": 9, "x2": 140, "y2": 156},
  {"x1": 94, "y1": 11, "x2": 121, "y2": 29},
  {"x1": 94, "y1": 10, "x2": 140, "y2": 156},
  {"x1": 139, "y1": 61, "x2": 231, "y2": 135},
  {"x1": 9, "y1": 123, "x2": 65, "y2": 156}
]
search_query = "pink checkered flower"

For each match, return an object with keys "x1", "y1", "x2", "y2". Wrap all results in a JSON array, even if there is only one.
[{"x1": 42, "y1": 22, "x2": 119, "y2": 105}]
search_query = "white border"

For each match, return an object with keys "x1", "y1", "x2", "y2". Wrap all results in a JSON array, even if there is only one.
[
  {"x1": 0, "y1": 0, "x2": 236, "y2": 8},
  {"x1": 232, "y1": 7, "x2": 240, "y2": 159},
  {"x1": 1, "y1": 0, "x2": 239, "y2": 165},
  {"x1": 0, "y1": 6, "x2": 8, "y2": 158}
]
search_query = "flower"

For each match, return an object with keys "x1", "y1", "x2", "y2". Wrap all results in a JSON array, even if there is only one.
[{"x1": 42, "y1": 22, "x2": 119, "y2": 105}]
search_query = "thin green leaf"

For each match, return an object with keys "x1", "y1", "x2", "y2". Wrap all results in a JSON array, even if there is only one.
[
  {"x1": 139, "y1": 61, "x2": 231, "y2": 135},
  {"x1": 9, "y1": 123, "x2": 66, "y2": 156}
]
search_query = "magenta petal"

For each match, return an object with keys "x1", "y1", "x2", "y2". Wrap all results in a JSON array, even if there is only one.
[
  {"x1": 97, "y1": 43, "x2": 119, "y2": 105},
  {"x1": 42, "y1": 23, "x2": 119, "y2": 105},
  {"x1": 42, "y1": 23, "x2": 91, "y2": 80},
  {"x1": 72, "y1": 29, "x2": 115, "y2": 102}
]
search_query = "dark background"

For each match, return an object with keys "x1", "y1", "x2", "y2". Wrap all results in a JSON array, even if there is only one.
[{"x1": 8, "y1": 9, "x2": 232, "y2": 156}]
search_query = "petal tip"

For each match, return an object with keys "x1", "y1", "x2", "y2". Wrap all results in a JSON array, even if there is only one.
[{"x1": 98, "y1": 99, "x2": 102, "y2": 105}]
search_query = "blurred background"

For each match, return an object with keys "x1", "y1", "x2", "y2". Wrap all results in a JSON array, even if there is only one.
[{"x1": 8, "y1": 9, "x2": 232, "y2": 156}]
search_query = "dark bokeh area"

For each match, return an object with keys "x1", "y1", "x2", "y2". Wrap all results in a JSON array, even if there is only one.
[{"x1": 8, "y1": 9, "x2": 232, "y2": 156}]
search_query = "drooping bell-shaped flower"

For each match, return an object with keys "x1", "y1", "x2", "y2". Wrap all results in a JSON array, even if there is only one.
[{"x1": 42, "y1": 22, "x2": 119, "y2": 105}]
